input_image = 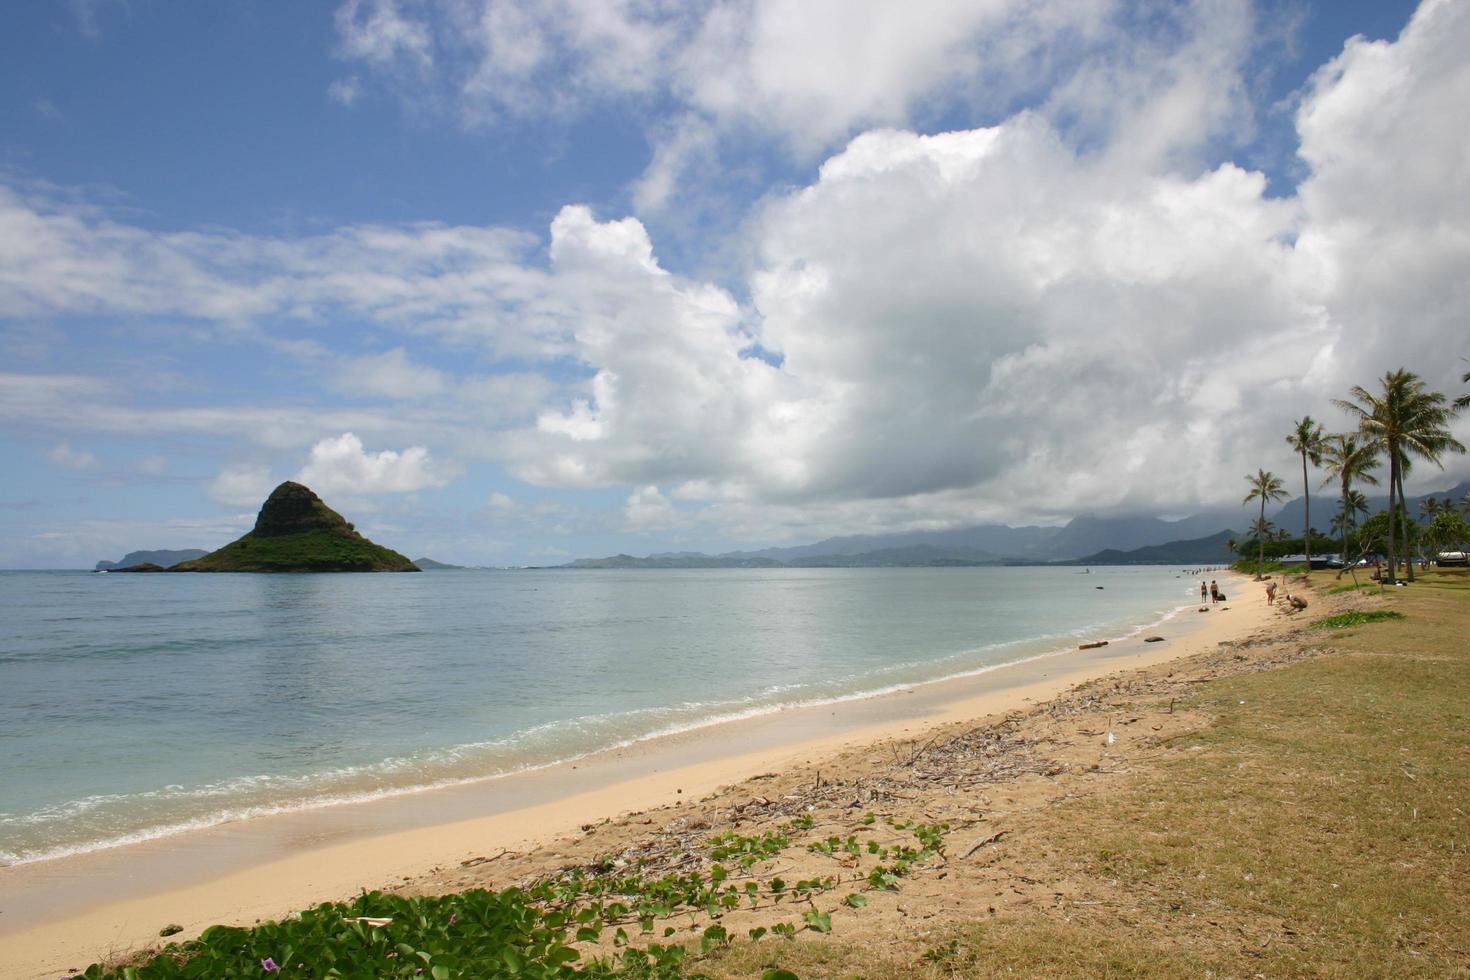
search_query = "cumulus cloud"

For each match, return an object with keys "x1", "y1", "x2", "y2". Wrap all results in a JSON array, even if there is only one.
[
  {"x1": 209, "y1": 462, "x2": 276, "y2": 507},
  {"x1": 508, "y1": 0, "x2": 1470, "y2": 525},
  {"x1": 295, "y1": 432, "x2": 454, "y2": 495},
  {"x1": 624, "y1": 484, "x2": 681, "y2": 531}
]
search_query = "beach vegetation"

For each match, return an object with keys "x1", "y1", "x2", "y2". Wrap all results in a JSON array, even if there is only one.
[
  {"x1": 78, "y1": 811, "x2": 967, "y2": 979},
  {"x1": 1308, "y1": 609, "x2": 1405, "y2": 629}
]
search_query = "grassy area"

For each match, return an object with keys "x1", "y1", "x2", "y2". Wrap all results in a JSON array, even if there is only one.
[{"x1": 705, "y1": 570, "x2": 1470, "y2": 978}]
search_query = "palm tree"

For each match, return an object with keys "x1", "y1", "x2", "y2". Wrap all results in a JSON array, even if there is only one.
[
  {"x1": 1249, "y1": 516, "x2": 1276, "y2": 564},
  {"x1": 1336, "y1": 370, "x2": 1465, "y2": 583},
  {"x1": 1319, "y1": 433, "x2": 1380, "y2": 565},
  {"x1": 1329, "y1": 491, "x2": 1370, "y2": 569},
  {"x1": 1456, "y1": 368, "x2": 1469, "y2": 410},
  {"x1": 1243, "y1": 469, "x2": 1287, "y2": 579},
  {"x1": 1286, "y1": 416, "x2": 1326, "y2": 575}
]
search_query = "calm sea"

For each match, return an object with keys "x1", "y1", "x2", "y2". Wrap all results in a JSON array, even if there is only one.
[{"x1": 0, "y1": 566, "x2": 1201, "y2": 864}]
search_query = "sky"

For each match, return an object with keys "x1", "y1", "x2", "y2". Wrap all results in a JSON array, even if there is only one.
[{"x1": 2, "y1": 0, "x2": 1468, "y2": 568}]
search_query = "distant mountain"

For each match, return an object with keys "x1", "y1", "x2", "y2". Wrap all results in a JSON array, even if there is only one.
[
  {"x1": 719, "y1": 510, "x2": 1241, "y2": 565},
  {"x1": 1269, "y1": 479, "x2": 1470, "y2": 533},
  {"x1": 563, "y1": 509, "x2": 1244, "y2": 570},
  {"x1": 96, "y1": 549, "x2": 207, "y2": 571},
  {"x1": 565, "y1": 554, "x2": 783, "y2": 569},
  {"x1": 1073, "y1": 529, "x2": 1241, "y2": 565},
  {"x1": 555, "y1": 483, "x2": 1466, "y2": 572},
  {"x1": 413, "y1": 557, "x2": 468, "y2": 570}
]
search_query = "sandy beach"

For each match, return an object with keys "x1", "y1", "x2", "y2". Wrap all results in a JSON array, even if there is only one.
[{"x1": 0, "y1": 571, "x2": 1273, "y2": 979}]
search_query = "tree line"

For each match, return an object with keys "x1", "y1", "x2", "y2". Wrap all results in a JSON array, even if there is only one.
[{"x1": 1241, "y1": 367, "x2": 1470, "y2": 584}]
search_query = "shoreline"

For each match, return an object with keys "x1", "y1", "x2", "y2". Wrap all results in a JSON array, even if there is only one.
[
  {"x1": 0, "y1": 571, "x2": 1262, "y2": 978},
  {"x1": 2, "y1": 591, "x2": 1195, "y2": 870}
]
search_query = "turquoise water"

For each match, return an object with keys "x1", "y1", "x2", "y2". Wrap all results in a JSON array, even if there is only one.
[{"x1": 0, "y1": 566, "x2": 1199, "y2": 864}]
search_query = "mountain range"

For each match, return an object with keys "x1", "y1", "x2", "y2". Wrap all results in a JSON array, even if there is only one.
[
  {"x1": 562, "y1": 479, "x2": 1470, "y2": 569},
  {"x1": 96, "y1": 549, "x2": 208, "y2": 571}
]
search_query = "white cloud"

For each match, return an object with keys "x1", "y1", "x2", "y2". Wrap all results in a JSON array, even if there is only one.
[
  {"x1": 503, "y1": 0, "x2": 1470, "y2": 524},
  {"x1": 209, "y1": 463, "x2": 277, "y2": 507},
  {"x1": 47, "y1": 442, "x2": 98, "y2": 470},
  {"x1": 624, "y1": 484, "x2": 681, "y2": 531},
  {"x1": 0, "y1": 185, "x2": 556, "y2": 359},
  {"x1": 335, "y1": 0, "x2": 433, "y2": 70},
  {"x1": 5, "y1": 0, "x2": 1469, "y2": 548},
  {"x1": 327, "y1": 76, "x2": 362, "y2": 105},
  {"x1": 334, "y1": 348, "x2": 447, "y2": 398},
  {"x1": 487, "y1": 491, "x2": 516, "y2": 509},
  {"x1": 328, "y1": 0, "x2": 1265, "y2": 210},
  {"x1": 295, "y1": 432, "x2": 455, "y2": 495}
]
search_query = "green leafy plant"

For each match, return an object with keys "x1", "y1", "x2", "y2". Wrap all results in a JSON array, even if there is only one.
[{"x1": 1310, "y1": 610, "x2": 1405, "y2": 629}]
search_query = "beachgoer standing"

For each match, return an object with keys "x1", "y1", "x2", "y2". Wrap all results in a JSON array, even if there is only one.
[
  {"x1": 1201, "y1": 581, "x2": 1208, "y2": 603},
  {"x1": 1209, "y1": 580, "x2": 1219, "y2": 603},
  {"x1": 1265, "y1": 580, "x2": 1277, "y2": 604}
]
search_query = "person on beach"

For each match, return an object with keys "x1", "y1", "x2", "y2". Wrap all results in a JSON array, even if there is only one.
[
  {"x1": 1201, "y1": 581, "x2": 1208, "y2": 603},
  {"x1": 1265, "y1": 580, "x2": 1277, "y2": 604},
  {"x1": 1209, "y1": 580, "x2": 1219, "y2": 603}
]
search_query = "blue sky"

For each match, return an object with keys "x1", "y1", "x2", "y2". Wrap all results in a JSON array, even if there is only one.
[{"x1": 3, "y1": 0, "x2": 1466, "y2": 568}]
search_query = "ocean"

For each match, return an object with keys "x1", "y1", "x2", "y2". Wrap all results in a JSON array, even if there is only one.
[{"x1": 0, "y1": 566, "x2": 1203, "y2": 865}]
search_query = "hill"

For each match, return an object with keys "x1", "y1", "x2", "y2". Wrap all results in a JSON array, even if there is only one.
[
  {"x1": 1073, "y1": 529, "x2": 1240, "y2": 565},
  {"x1": 1269, "y1": 479, "x2": 1470, "y2": 533},
  {"x1": 171, "y1": 483, "x2": 418, "y2": 573},
  {"x1": 96, "y1": 549, "x2": 207, "y2": 571},
  {"x1": 413, "y1": 557, "x2": 469, "y2": 570}
]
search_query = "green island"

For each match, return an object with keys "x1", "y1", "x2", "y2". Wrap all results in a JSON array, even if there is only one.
[{"x1": 164, "y1": 482, "x2": 419, "y2": 574}]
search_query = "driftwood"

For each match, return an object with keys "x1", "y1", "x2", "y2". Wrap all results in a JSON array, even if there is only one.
[{"x1": 962, "y1": 830, "x2": 1009, "y2": 858}]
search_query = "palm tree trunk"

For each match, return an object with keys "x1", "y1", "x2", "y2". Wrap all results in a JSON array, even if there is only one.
[
  {"x1": 1257, "y1": 496, "x2": 1267, "y2": 580},
  {"x1": 1385, "y1": 449, "x2": 1398, "y2": 584},
  {"x1": 1399, "y1": 468, "x2": 1416, "y2": 582},
  {"x1": 1341, "y1": 480, "x2": 1350, "y2": 565},
  {"x1": 1301, "y1": 450, "x2": 1311, "y2": 578}
]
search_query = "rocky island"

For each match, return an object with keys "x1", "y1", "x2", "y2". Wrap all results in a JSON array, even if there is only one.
[{"x1": 164, "y1": 482, "x2": 419, "y2": 573}]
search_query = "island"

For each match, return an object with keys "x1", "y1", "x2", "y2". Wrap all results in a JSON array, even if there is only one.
[{"x1": 162, "y1": 482, "x2": 420, "y2": 573}]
